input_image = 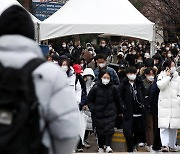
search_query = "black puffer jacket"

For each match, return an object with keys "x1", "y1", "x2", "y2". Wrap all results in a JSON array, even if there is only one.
[
  {"x1": 118, "y1": 76, "x2": 145, "y2": 120},
  {"x1": 87, "y1": 80, "x2": 121, "y2": 136}
]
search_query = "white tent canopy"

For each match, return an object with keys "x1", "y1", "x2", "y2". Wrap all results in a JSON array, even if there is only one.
[{"x1": 40, "y1": 0, "x2": 155, "y2": 41}]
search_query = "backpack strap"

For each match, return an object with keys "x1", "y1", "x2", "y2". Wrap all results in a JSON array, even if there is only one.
[
  {"x1": 22, "y1": 58, "x2": 45, "y2": 109},
  {"x1": 22, "y1": 58, "x2": 45, "y2": 74}
]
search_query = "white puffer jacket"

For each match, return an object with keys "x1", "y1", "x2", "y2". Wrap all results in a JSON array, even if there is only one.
[
  {"x1": 157, "y1": 70, "x2": 180, "y2": 129},
  {"x1": 0, "y1": 35, "x2": 79, "y2": 154}
]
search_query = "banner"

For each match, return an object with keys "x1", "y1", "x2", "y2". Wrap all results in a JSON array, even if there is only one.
[{"x1": 32, "y1": 1, "x2": 64, "y2": 21}]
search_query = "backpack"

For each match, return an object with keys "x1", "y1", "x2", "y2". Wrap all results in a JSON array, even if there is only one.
[{"x1": 0, "y1": 58, "x2": 48, "y2": 154}]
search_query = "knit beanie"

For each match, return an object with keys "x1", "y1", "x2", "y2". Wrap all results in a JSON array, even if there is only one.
[{"x1": 0, "y1": 5, "x2": 34, "y2": 39}]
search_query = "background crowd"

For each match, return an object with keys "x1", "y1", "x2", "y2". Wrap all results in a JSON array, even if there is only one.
[{"x1": 46, "y1": 38, "x2": 180, "y2": 153}]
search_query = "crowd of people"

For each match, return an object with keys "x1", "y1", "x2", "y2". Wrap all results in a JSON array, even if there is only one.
[
  {"x1": 1, "y1": 3, "x2": 180, "y2": 154},
  {"x1": 46, "y1": 39, "x2": 180, "y2": 153}
]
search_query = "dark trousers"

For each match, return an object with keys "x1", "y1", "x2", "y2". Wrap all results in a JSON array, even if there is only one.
[
  {"x1": 146, "y1": 112, "x2": 154, "y2": 146},
  {"x1": 97, "y1": 134, "x2": 112, "y2": 148},
  {"x1": 152, "y1": 114, "x2": 162, "y2": 150},
  {"x1": 123, "y1": 116, "x2": 145, "y2": 152}
]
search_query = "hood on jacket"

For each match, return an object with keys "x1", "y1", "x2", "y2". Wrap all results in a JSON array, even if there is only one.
[
  {"x1": 82, "y1": 68, "x2": 95, "y2": 80},
  {"x1": 0, "y1": 5, "x2": 34, "y2": 40}
]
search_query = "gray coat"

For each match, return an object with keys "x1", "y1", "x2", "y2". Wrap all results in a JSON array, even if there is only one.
[{"x1": 0, "y1": 35, "x2": 79, "y2": 154}]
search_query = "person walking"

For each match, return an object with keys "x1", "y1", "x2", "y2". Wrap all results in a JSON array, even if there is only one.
[
  {"x1": 157, "y1": 59, "x2": 180, "y2": 152},
  {"x1": 119, "y1": 66, "x2": 146, "y2": 152},
  {"x1": 87, "y1": 70, "x2": 121, "y2": 153},
  {"x1": 94, "y1": 54, "x2": 120, "y2": 85},
  {"x1": 0, "y1": 4, "x2": 79, "y2": 154}
]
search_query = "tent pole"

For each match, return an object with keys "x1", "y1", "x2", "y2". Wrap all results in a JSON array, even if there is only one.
[
  {"x1": 150, "y1": 24, "x2": 156, "y2": 57},
  {"x1": 37, "y1": 22, "x2": 40, "y2": 44}
]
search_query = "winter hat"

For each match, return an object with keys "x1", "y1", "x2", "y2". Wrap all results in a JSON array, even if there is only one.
[
  {"x1": 0, "y1": 5, "x2": 34, "y2": 39},
  {"x1": 73, "y1": 64, "x2": 83, "y2": 74}
]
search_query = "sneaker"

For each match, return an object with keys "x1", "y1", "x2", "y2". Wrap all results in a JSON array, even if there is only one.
[
  {"x1": 161, "y1": 146, "x2": 169, "y2": 152},
  {"x1": 176, "y1": 145, "x2": 180, "y2": 151},
  {"x1": 133, "y1": 148, "x2": 137, "y2": 152},
  {"x1": 105, "y1": 146, "x2": 113, "y2": 153},
  {"x1": 145, "y1": 145, "x2": 153, "y2": 152},
  {"x1": 169, "y1": 147, "x2": 178, "y2": 152},
  {"x1": 76, "y1": 148, "x2": 83, "y2": 152},
  {"x1": 84, "y1": 140, "x2": 91, "y2": 148},
  {"x1": 138, "y1": 142, "x2": 145, "y2": 147},
  {"x1": 98, "y1": 148, "x2": 104, "y2": 153}
]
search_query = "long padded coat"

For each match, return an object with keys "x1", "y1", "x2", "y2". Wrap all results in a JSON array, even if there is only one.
[
  {"x1": 157, "y1": 71, "x2": 180, "y2": 129},
  {"x1": 87, "y1": 81, "x2": 121, "y2": 136}
]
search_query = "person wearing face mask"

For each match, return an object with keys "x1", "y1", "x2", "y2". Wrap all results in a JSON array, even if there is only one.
[
  {"x1": 78, "y1": 68, "x2": 95, "y2": 149},
  {"x1": 125, "y1": 48, "x2": 137, "y2": 67},
  {"x1": 87, "y1": 70, "x2": 121, "y2": 153},
  {"x1": 166, "y1": 51, "x2": 175, "y2": 62},
  {"x1": 143, "y1": 67, "x2": 157, "y2": 152},
  {"x1": 94, "y1": 54, "x2": 120, "y2": 85},
  {"x1": 95, "y1": 40, "x2": 112, "y2": 57},
  {"x1": 118, "y1": 64, "x2": 127, "y2": 83},
  {"x1": 56, "y1": 42, "x2": 69, "y2": 56},
  {"x1": 157, "y1": 59, "x2": 180, "y2": 152},
  {"x1": 59, "y1": 56, "x2": 76, "y2": 91},
  {"x1": 118, "y1": 66, "x2": 146, "y2": 152}
]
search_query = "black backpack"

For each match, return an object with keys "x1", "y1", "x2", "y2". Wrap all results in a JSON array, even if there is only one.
[{"x1": 0, "y1": 58, "x2": 48, "y2": 154}]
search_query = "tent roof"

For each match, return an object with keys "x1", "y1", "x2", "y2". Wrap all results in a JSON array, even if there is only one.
[
  {"x1": 0, "y1": 0, "x2": 41, "y2": 24},
  {"x1": 40, "y1": 0, "x2": 154, "y2": 41}
]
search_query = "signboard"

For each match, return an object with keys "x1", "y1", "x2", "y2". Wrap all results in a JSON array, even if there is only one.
[{"x1": 32, "y1": 1, "x2": 64, "y2": 21}]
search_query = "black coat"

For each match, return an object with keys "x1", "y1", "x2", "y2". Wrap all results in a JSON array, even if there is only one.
[
  {"x1": 118, "y1": 76, "x2": 145, "y2": 120},
  {"x1": 95, "y1": 46, "x2": 112, "y2": 57},
  {"x1": 87, "y1": 81, "x2": 121, "y2": 136}
]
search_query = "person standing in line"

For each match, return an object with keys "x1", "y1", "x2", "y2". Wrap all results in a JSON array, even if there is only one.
[
  {"x1": 87, "y1": 70, "x2": 121, "y2": 153},
  {"x1": 157, "y1": 59, "x2": 180, "y2": 152}
]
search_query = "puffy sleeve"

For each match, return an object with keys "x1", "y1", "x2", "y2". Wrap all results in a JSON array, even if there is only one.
[{"x1": 157, "y1": 72, "x2": 171, "y2": 91}]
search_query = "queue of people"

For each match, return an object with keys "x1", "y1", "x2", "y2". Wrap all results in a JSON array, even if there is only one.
[{"x1": 47, "y1": 38, "x2": 180, "y2": 153}]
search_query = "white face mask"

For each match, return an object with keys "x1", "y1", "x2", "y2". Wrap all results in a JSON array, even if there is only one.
[
  {"x1": 99, "y1": 63, "x2": 106, "y2": 68},
  {"x1": 166, "y1": 47, "x2": 170, "y2": 51},
  {"x1": 122, "y1": 46, "x2": 127, "y2": 50},
  {"x1": 127, "y1": 74, "x2": 136, "y2": 81},
  {"x1": 147, "y1": 76, "x2": 154, "y2": 82},
  {"x1": 61, "y1": 66, "x2": 68, "y2": 72},
  {"x1": 170, "y1": 67, "x2": 176, "y2": 74},
  {"x1": 137, "y1": 60, "x2": 143, "y2": 63},
  {"x1": 101, "y1": 44, "x2": 106, "y2": 47},
  {"x1": 102, "y1": 78, "x2": 110, "y2": 85},
  {"x1": 139, "y1": 45, "x2": 142, "y2": 48},
  {"x1": 62, "y1": 44, "x2": 66, "y2": 48},
  {"x1": 167, "y1": 53, "x2": 172, "y2": 57},
  {"x1": 80, "y1": 64, "x2": 84, "y2": 68},
  {"x1": 145, "y1": 53, "x2": 150, "y2": 58},
  {"x1": 132, "y1": 51, "x2": 136, "y2": 55},
  {"x1": 86, "y1": 76, "x2": 92, "y2": 81}
]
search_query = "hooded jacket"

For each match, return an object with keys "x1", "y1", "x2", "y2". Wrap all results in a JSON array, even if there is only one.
[{"x1": 0, "y1": 35, "x2": 79, "y2": 154}]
